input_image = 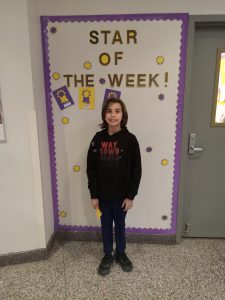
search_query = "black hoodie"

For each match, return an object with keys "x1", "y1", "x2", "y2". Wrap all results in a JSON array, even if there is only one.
[{"x1": 87, "y1": 127, "x2": 142, "y2": 201}]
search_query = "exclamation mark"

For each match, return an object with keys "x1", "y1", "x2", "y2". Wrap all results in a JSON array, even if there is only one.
[{"x1": 165, "y1": 72, "x2": 168, "y2": 87}]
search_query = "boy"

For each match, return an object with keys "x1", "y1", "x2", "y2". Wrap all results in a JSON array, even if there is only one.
[{"x1": 87, "y1": 98, "x2": 142, "y2": 276}]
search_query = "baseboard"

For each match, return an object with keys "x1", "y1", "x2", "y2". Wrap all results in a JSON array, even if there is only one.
[
  {"x1": 55, "y1": 230, "x2": 102, "y2": 242},
  {"x1": 55, "y1": 230, "x2": 176, "y2": 244},
  {"x1": 0, "y1": 231, "x2": 175, "y2": 267},
  {"x1": 0, "y1": 248, "x2": 47, "y2": 267},
  {"x1": 46, "y1": 230, "x2": 57, "y2": 258},
  {"x1": 0, "y1": 231, "x2": 56, "y2": 267}
]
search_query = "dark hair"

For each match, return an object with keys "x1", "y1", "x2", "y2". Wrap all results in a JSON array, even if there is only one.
[{"x1": 99, "y1": 98, "x2": 128, "y2": 129}]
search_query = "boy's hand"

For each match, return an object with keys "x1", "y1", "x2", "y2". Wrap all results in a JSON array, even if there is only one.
[
  {"x1": 91, "y1": 198, "x2": 99, "y2": 209},
  {"x1": 121, "y1": 198, "x2": 133, "y2": 211}
]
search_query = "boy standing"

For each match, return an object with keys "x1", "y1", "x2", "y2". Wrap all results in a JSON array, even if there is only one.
[{"x1": 87, "y1": 98, "x2": 142, "y2": 276}]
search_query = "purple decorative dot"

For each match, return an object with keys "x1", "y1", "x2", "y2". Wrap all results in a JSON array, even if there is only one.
[
  {"x1": 50, "y1": 27, "x2": 57, "y2": 34},
  {"x1": 146, "y1": 147, "x2": 152, "y2": 153},
  {"x1": 99, "y1": 78, "x2": 106, "y2": 84},
  {"x1": 158, "y1": 94, "x2": 165, "y2": 101}
]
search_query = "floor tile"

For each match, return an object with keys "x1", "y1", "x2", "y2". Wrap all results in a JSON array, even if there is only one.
[
  {"x1": 0, "y1": 241, "x2": 66, "y2": 300},
  {"x1": 142, "y1": 239, "x2": 225, "y2": 299},
  {"x1": 63, "y1": 241, "x2": 150, "y2": 300},
  {"x1": 1, "y1": 238, "x2": 225, "y2": 299}
]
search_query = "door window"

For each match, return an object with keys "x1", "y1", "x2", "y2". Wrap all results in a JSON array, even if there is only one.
[{"x1": 211, "y1": 48, "x2": 225, "y2": 126}]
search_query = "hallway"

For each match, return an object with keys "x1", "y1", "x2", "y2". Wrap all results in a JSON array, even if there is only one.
[{"x1": 0, "y1": 238, "x2": 225, "y2": 299}]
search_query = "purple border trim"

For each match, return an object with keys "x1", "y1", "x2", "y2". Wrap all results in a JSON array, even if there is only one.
[
  {"x1": 41, "y1": 13, "x2": 189, "y2": 235},
  {"x1": 41, "y1": 18, "x2": 60, "y2": 229},
  {"x1": 170, "y1": 16, "x2": 189, "y2": 234},
  {"x1": 42, "y1": 13, "x2": 187, "y2": 23}
]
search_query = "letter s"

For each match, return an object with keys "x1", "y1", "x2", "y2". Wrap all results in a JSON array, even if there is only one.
[{"x1": 90, "y1": 31, "x2": 99, "y2": 44}]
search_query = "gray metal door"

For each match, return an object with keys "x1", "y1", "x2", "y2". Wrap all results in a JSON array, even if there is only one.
[{"x1": 183, "y1": 24, "x2": 225, "y2": 237}]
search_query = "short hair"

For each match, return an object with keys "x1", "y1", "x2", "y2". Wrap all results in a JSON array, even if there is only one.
[{"x1": 100, "y1": 98, "x2": 128, "y2": 129}]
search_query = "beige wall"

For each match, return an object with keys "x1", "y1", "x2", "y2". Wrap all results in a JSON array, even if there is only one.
[
  {"x1": 27, "y1": 0, "x2": 54, "y2": 247},
  {"x1": 0, "y1": 0, "x2": 47, "y2": 254},
  {"x1": 40, "y1": 0, "x2": 225, "y2": 15}
]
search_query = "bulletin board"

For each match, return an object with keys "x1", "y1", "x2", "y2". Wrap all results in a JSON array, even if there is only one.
[
  {"x1": 0, "y1": 96, "x2": 6, "y2": 142},
  {"x1": 41, "y1": 14, "x2": 188, "y2": 234}
]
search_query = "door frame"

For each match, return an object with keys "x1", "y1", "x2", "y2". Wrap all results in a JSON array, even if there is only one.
[{"x1": 176, "y1": 15, "x2": 225, "y2": 242}]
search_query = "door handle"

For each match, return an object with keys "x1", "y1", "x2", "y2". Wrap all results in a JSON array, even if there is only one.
[{"x1": 188, "y1": 133, "x2": 204, "y2": 155}]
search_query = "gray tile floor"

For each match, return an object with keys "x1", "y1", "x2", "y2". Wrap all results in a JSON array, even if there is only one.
[{"x1": 0, "y1": 238, "x2": 225, "y2": 299}]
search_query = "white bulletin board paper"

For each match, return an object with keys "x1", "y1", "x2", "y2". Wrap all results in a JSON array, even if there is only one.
[{"x1": 41, "y1": 14, "x2": 188, "y2": 234}]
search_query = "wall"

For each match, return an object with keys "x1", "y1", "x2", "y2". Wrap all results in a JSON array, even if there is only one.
[
  {"x1": 0, "y1": 0, "x2": 47, "y2": 254},
  {"x1": 40, "y1": 0, "x2": 225, "y2": 15},
  {"x1": 27, "y1": 0, "x2": 54, "y2": 244}
]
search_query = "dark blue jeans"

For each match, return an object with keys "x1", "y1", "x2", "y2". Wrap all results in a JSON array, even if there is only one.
[{"x1": 99, "y1": 200, "x2": 127, "y2": 255}]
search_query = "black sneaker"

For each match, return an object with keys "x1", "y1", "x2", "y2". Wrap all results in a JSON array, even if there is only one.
[
  {"x1": 115, "y1": 252, "x2": 133, "y2": 272},
  {"x1": 98, "y1": 254, "x2": 114, "y2": 276}
]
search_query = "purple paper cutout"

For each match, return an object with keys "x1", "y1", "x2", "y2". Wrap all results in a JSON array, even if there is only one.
[
  {"x1": 99, "y1": 78, "x2": 106, "y2": 85},
  {"x1": 50, "y1": 26, "x2": 57, "y2": 34},
  {"x1": 146, "y1": 147, "x2": 152, "y2": 153},
  {"x1": 52, "y1": 86, "x2": 74, "y2": 110},
  {"x1": 158, "y1": 94, "x2": 165, "y2": 101},
  {"x1": 103, "y1": 89, "x2": 121, "y2": 104}
]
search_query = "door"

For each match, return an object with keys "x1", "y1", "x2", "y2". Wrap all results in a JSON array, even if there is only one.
[{"x1": 183, "y1": 23, "x2": 225, "y2": 237}]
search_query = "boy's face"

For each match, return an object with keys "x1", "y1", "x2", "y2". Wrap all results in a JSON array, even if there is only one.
[{"x1": 105, "y1": 102, "x2": 123, "y2": 129}]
